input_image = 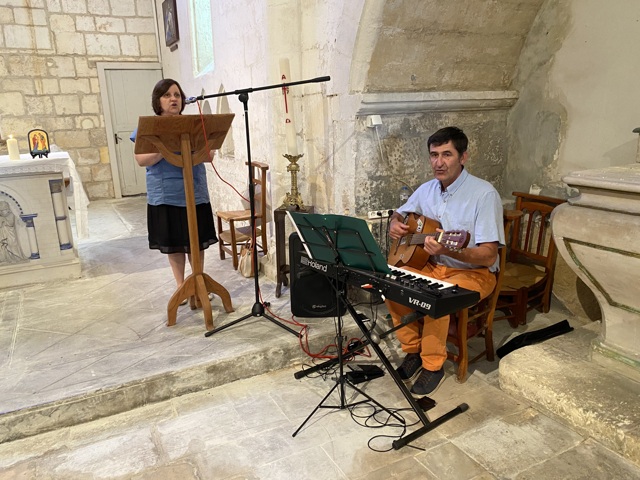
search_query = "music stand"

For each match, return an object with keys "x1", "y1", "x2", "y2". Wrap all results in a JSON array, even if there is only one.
[
  {"x1": 288, "y1": 213, "x2": 404, "y2": 434},
  {"x1": 288, "y1": 212, "x2": 469, "y2": 450},
  {"x1": 135, "y1": 114, "x2": 235, "y2": 331}
]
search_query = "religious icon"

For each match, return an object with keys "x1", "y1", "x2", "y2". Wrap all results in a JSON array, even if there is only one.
[
  {"x1": 27, "y1": 129, "x2": 50, "y2": 158},
  {"x1": 162, "y1": 0, "x2": 179, "y2": 47}
]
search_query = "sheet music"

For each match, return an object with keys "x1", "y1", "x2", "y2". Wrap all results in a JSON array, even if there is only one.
[{"x1": 287, "y1": 212, "x2": 391, "y2": 274}]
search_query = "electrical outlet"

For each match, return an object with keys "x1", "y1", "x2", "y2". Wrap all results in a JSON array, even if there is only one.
[
  {"x1": 367, "y1": 115, "x2": 382, "y2": 128},
  {"x1": 367, "y1": 209, "x2": 393, "y2": 219}
]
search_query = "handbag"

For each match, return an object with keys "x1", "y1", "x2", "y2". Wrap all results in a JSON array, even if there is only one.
[{"x1": 238, "y1": 240, "x2": 255, "y2": 278}]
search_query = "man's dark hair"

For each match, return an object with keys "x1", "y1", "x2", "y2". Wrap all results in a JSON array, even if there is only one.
[
  {"x1": 427, "y1": 126, "x2": 468, "y2": 155},
  {"x1": 151, "y1": 78, "x2": 186, "y2": 115}
]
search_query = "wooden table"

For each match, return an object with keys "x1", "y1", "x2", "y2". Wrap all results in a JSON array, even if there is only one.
[{"x1": 274, "y1": 205, "x2": 313, "y2": 297}]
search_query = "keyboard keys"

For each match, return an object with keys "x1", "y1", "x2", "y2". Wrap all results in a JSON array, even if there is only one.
[{"x1": 387, "y1": 265, "x2": 455, "y2": 289}]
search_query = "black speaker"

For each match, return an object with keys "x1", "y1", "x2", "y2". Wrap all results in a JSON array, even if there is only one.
[{"x1": 289, "y1": 232, "x2": 346, "y2": 317}]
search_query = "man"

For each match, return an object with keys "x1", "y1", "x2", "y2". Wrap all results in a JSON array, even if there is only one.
[{"x1": 387, "y1": 126, "x2": 504, "y2": 397}]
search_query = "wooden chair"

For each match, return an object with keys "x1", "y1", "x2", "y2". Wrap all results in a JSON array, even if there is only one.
[
  {"x1": 446, "y1": 210, "x2": 521, "y2": 382},
  {"x1": 216, "y1": 162, "x2": 269, "y2": 270},
  {"x1": 495, "y1": 192, "x2": 566, "y2": 328}
]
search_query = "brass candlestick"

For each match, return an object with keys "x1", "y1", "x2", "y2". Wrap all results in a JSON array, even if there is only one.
[{"x1": 281, "y1": 153, "x2": 305, "y2": 208}]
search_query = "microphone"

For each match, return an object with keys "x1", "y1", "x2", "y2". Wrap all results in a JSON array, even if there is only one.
[{"x1": 185, "y1": 96, "x2": 199, "y2": 105}]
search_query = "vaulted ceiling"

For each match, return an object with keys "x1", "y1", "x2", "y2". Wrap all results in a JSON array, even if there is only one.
[{"x1": 362, "y1": 0, "x2": 545, "y2": 92}]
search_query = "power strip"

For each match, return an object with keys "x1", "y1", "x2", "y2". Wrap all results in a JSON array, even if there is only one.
[{"x1": 367, "y1": 209, "x2": 393, "y2": 219}]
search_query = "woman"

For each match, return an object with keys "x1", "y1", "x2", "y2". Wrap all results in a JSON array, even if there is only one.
[{"x1": 130, "y1": 79, "x2": 217, "y2": 302}]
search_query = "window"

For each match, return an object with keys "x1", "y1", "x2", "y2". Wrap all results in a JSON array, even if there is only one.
[{"x1": 189, "y1": 0, "x2": 214, "y2": 76}]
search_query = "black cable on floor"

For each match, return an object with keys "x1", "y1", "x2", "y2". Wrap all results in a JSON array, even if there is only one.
[{"x1": 347, "y1": 402, "x2": 425, "y2": 453}]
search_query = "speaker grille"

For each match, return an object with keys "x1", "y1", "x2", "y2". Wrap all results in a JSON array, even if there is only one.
[{"x1": 289, "y1": 232, "x2": 345, "y2": 317}]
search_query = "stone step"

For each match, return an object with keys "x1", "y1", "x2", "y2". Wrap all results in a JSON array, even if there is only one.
[
  {"x1": 499, "y1": 321, "x2": 640, "y2": 467},
  {"x1": 0, "y1": 320, "x2": 362, "y2": 445}
]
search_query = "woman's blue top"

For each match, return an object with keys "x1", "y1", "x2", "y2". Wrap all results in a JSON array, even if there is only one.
[{"x1": 130, "y1": 128, "x2": 210, "y2": 207}]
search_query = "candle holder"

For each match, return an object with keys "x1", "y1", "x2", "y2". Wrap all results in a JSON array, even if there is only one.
[{"x1": 281, "y1": 153, "x2": 305, "y2": 208}]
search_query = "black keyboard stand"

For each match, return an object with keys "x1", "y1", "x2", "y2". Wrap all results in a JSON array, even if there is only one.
[
  {"x1": 294, "y1": 271, "x2": 468, "y2": 450},
  {"x1": 286, "y1": 213, "x2": 469, "y2": 450}
]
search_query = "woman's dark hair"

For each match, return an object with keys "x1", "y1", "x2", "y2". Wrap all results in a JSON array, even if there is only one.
[
  {"x1": 151, "y1": 78, "x2": 186, "y2": 115},
  {"x1": 428, "y1": 126, "x2": 468, "y2": 155}
]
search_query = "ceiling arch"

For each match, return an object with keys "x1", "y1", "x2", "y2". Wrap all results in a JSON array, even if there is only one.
[{"x1": 353, "y1": 0, "x2": 545, "y2": 93}]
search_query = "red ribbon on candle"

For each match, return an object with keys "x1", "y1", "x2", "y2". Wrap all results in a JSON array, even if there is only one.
[{"x1": 280, "y1": 58, "x2": 298, "y2": 155}]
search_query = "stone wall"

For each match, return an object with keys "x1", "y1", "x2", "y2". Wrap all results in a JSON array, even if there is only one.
[
  {"x1": 0, "y1": 0, "x2": 158, "y2": 199},
  {"x1": 354, "y1": 109, "x2": 510, "y2": 217},
  {"x1": 361, "y1": 0, "x2": 545, "y2": 93},
  {"x1": 505, "y1": 1, "x2": 640, "y2": 320},
  {"x1": 506, "y1": 0, "x2": 640, "y2": 196},
  {"x1": 504, "y1": 0, "x2": 571, "y2": 198}
]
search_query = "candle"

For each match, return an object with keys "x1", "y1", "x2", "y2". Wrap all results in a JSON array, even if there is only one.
[
  {"x1": 7, "y1": 135, "x2": 20, "y2": 160},
  {"x1": 280, "y1": 58, "x2": 298, "y2": 155},
  {"x1": 279, "y1": 58, "x2": 292, "y2": 86},
  {"x1": 285, "y1": 118, "x2": 297, "y2": 155}
]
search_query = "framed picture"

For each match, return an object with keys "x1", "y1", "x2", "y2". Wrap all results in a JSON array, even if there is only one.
[
  {"x1": 27, "y1": 129, "x2": 50, "y2": 158},
  {"x1": 162, "y1": 0, "x2": 179, "y2": 47}
]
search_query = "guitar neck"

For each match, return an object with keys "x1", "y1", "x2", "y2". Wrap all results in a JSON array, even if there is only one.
[{"x1": 408, "y1": 232, "x2": 440, "y2": 245}]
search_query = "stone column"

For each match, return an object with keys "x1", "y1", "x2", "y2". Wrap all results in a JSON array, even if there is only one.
[
  {"x1": 20, "y1": 214, "x2": 40, "y2": 260},
  {"x1": 552, "y1": 163, "x2": 640, "y2": 369},
  {"x1": 49, "y1": 179, "x2": 72, "y2": 251}
]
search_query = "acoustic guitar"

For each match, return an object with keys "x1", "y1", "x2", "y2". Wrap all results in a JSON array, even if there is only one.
[{"x1": 387, "y1": 213, "x2": 470, "y2": 269}]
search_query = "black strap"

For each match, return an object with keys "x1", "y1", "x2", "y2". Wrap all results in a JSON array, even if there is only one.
[{"x1": 496, "y1": 319, "x2": 574, "y2": 358}]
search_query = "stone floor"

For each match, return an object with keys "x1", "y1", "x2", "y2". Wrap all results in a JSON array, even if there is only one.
[{"x1": 1, "y1": 196, "x2": 639, "y2": 479}]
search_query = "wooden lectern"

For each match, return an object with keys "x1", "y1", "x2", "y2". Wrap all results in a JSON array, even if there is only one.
[{"x1": 135, "y1": 114, "x2": 235, "y2": 330}]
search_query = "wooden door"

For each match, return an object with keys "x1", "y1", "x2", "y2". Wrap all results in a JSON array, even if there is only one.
[{"x1": 105, "y1": 68, "x2": 162, "y2": 196}]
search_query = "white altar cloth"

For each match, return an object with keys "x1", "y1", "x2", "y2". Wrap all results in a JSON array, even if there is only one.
[{"x1": 0, "y1": 152, "x2": 90, "y2": 238}]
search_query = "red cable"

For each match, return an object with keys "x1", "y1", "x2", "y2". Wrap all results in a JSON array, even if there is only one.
[
  {"x1": 194, "y1": 101, "x2": 369, "y2": 362},
  {"x1": 195, "y1": 101, "x2": 248, "y2": 203}
]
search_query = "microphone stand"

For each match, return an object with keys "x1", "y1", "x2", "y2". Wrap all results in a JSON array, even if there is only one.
[{"x1": 201, "y1": 76, "x2": 331, "y2": 338}]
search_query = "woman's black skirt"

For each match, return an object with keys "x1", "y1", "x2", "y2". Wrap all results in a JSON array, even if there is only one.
[{"x1": 147, "y1": 203, "x2": 218, "y2": 254}]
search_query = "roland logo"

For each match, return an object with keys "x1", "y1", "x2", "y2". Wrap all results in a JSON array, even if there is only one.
[{"x1": 301, "y1": 256, "x2": 328, "y2": 272}]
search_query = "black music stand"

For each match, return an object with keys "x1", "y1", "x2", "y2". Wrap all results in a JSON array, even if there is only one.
[
  {"x1": 289, "y1": 212, "x2": 403, "y2": 436},
  {"x1": 288, "y1": 212, "x2": 469, "y2": 450}
]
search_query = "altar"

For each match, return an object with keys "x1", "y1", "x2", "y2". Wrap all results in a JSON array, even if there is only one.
[
  {"x1": 0, "y1": 152, "x2": 87, "y2": 289},
  {"x1": 552, "y1": 163, "x2": 640, "y2": 369},
  {"x1": 0, "y1": 152, "x2": 89, "y2": 239}
]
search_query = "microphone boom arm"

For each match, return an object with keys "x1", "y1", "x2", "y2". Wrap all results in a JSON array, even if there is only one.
[
  {"x1": 185, "y1": 76, "x2": 330, "y2": 104},
  {"x1": 202, "y1": 74, "x2": 330, "y2": 338}
]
